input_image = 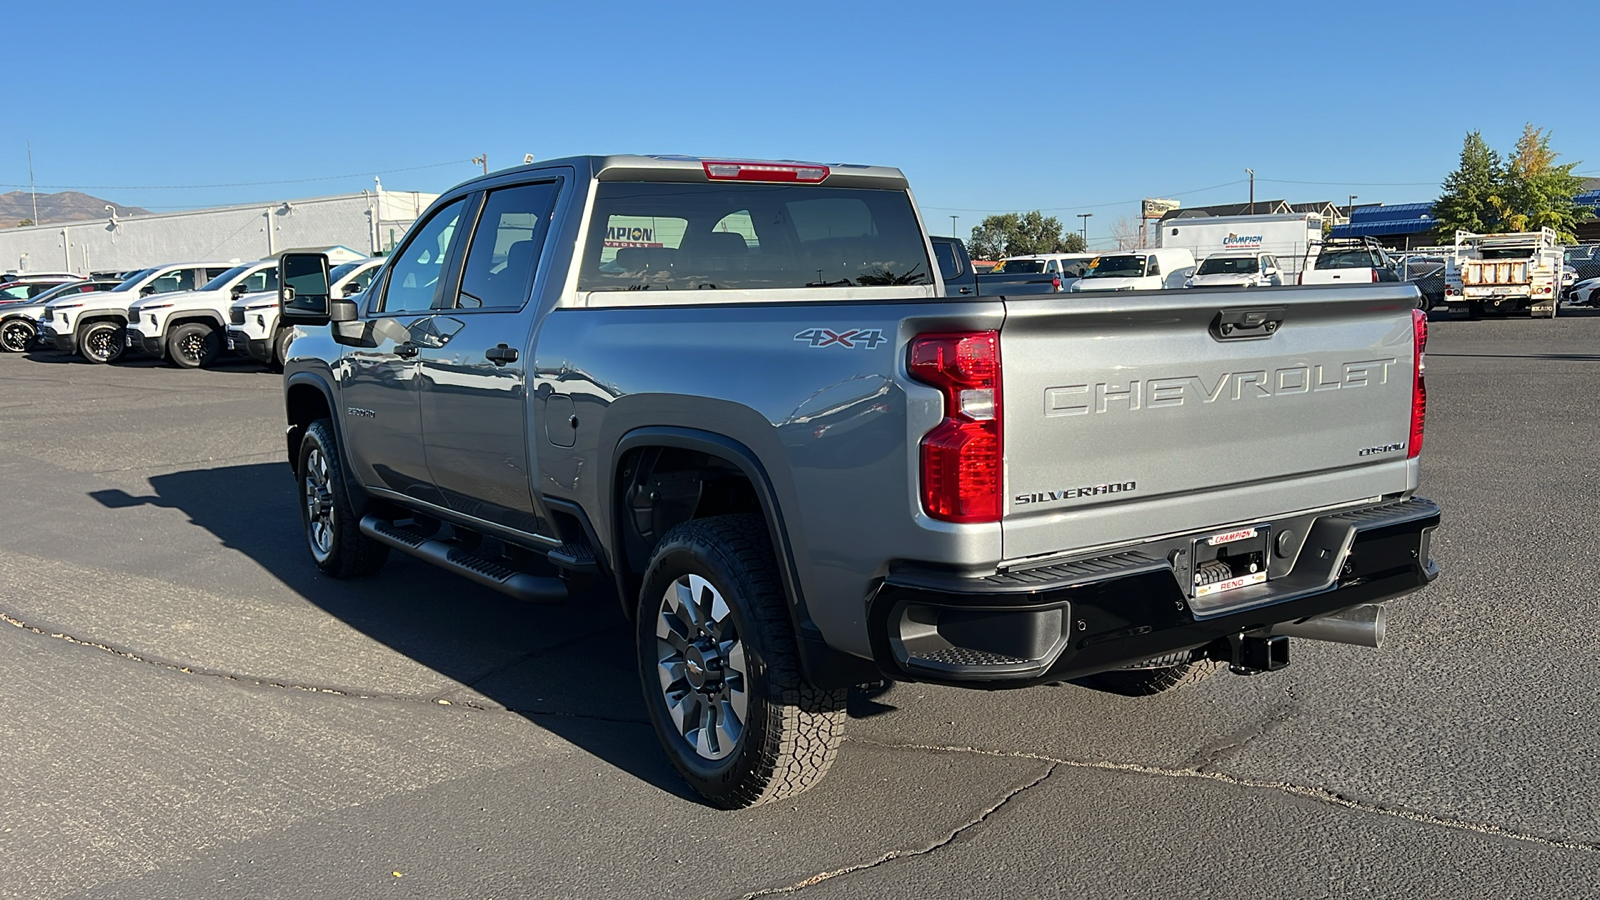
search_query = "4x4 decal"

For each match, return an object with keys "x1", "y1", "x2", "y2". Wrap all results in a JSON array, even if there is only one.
[{"x1": 794, "y1": 328, "x2": 887, "y2": 350}]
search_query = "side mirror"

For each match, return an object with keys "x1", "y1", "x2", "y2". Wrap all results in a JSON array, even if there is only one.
[
  {"x1": 279, "y1": 253, "x2": 334, "y2": 325},
  {"x1": 341, "y1": 281, "x2": 362, "y2": 297},
  {"x1": 140, "y1": 285, "x2": 157, "y2": 296},
  {"x1": 329, "y1": 299, "x2": 358, "y2": 323},
  {"x1": 231, "y1": 282, "x2": 250, "y2": 296}
]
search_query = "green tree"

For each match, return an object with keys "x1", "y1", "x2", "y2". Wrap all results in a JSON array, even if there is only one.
[
  {"x1": 17, "y1": 218, "x2": 33, "y2": 227},
  {"x1": 1432, "y1": 131, "x2": 1504, "y2": 239},
  {"x1": 1495, "y1": 124, "x2": 1589, "y2": 241},
  {"x1": 1433, "y1": 126, "x2": 1591, "y2": 242},
  {"x1": 968, "y1": 211, "x2": 1084, "y2": 259}
]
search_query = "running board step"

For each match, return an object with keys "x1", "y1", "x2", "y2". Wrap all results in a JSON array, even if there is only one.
[
  {"x1": 546, "y1": 541, "x2": 599, "y2": 574},
  {"x1": 360, "y1": 515, "x2": 567, "y2": 604}
]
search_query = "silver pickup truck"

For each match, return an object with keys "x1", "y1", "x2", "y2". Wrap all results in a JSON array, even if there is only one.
[{"x1": 275, "y1": 155, "x2": 1439, "y2": 809}]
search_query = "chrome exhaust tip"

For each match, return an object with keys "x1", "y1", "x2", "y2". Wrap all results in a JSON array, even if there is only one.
[{"x1": 1272, "y1": 603, "x2": 1386, "y2": 649}]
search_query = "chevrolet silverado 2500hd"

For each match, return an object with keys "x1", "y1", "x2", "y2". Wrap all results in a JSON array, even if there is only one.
[{"x1": 276, "y1": 155, "x2": 1440, "y2": 808}]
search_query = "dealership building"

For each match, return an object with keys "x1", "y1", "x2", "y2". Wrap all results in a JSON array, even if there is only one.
[{"x1": 0, "y1": 185, "x2": 438, "y2": 276}]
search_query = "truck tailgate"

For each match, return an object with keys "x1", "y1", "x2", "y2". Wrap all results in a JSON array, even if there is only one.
[{"x1": 999, "y1": 285, "x2": 1420, "y2": 561}]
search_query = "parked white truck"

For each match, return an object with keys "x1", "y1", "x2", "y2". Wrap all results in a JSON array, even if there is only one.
[
  {"x1": 1443, "y1": 228, "x2": 1563, "y2": 318},
  {"x1": 1160, "y1": 213, "x2": 1323, "y2": 282}
]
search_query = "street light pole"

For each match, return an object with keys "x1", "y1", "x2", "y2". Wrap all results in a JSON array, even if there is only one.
[
  {"x1": 1246, "y1": 168, "x2": 1254, "y2": 215},
  {"x1": 1077, "y1": 212, "x2": 1092, "y2": 246},
  {"x1": 1348, "y1": 194, "x2": 1358, "y2": 223},
  {"x1": 950, "y1": 215, "x2": 958, "y2": 238}
]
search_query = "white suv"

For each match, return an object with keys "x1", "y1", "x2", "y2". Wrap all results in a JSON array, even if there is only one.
[
  {"x1": 227, "y1": 258, "x2": 382, "y2": 369},
  {"x1": 126, "y1": 260, "x2": 278, "y2": 367},
  {"x1": 1185, "y1": 251, "x2": 1284, "y2": 289},
  {"x1": 40, "y1": 262, "x2": 234, "y2": 363}
]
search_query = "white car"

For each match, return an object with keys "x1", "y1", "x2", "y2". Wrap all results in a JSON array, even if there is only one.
[
  {"x1": 126, "y1": 260, "x2": 278, "y2": 367},
  {"x1": 1570, "y1": 276, "x2": 1600, "y2": 306},
  {"x1": 1185, "y1": 251, "x2": 1285, "y2": 289},
  {"x1": 227, "y1": 258, "x2": 382, "y2": 368}
]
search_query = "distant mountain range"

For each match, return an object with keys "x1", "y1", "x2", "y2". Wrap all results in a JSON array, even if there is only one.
[{"x1": 1, "y1": 191, "x2": 151, "y2": 227}]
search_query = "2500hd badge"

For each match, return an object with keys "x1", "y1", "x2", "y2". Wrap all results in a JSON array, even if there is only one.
[{"x1": 1015, "y1": 481, "x2": 1137, "y2": 506}]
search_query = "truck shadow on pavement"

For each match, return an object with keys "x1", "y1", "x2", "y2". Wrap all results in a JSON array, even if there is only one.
[{"x1": 90, "y1": 462, "x2": 706, "y2": 803}]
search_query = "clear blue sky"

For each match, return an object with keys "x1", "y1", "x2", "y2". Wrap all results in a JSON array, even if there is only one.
[{"x1": 9, "y1": 0, "x2": 1598, "y2": 248}]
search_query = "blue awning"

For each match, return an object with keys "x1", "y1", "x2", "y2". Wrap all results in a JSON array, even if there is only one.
[{"x1": 1332, "y1": 201, "x2": 1437, "y2": 237}]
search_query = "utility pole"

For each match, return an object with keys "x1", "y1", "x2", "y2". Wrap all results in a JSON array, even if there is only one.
[
  {"x1": 1347, "y1": 194, "x2": 1358, "y2": 223},
  {"x1": 472, "y1": 154, "x2": 488, "y2": 175},
  {"x1": 27, "y1": 139, "x2": 39, "y2": 226},
  {"x1": 1077, "y1": 212, "x2": 1092, "y2": 246},
  {"x1": 1246, "y1": 168, "x2": 1254, "y2": 215},
  {"x1": 950, "y1": 215, "x2": 958, "y2": 238}
]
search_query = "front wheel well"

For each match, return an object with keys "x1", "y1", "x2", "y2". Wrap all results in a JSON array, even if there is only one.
[
  {"x1": 285, "y1": 383, "x2": 333, "y2": 470},
  {"x1": 613, "y1": 446, "x2": 764, "y2": 612},
  {"x1": 167, "y1": 315, "x2": 221, "y2": 333}
]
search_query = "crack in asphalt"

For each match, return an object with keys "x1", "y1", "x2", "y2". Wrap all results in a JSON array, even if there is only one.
[
  {"x1": 0, "y1": 608, "x2": 463, "y2": 706},
  {"x1": 1186, "y1": 695, "x2": 1297, "y2": 772},
  {"x1": 10, "y1": 606, "x2": 1596, "y2": 863},
  {"x1": 0, "y1": 607, "x2": 650, "y2": 726},
  {"x1": 733, "y1": 763, "x2": 1058, "y2": 899},
  {"x1": 850, "y1": 737, "x2": 1600, "y2": 856}
]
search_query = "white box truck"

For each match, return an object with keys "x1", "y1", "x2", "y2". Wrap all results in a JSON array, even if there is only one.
[{"x1": 1159, "y1": 213, "x2": 1323, "y2": 281}]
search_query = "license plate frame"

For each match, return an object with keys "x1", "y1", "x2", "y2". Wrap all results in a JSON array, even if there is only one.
[{"x1": 1190, "y1": 524, "x2": 1271, "y2": 600}]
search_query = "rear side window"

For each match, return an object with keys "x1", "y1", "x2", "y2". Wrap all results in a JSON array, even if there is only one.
[
  {"x1": 236, "y1": 267, "x2": 278, "y2": 293},
  {"x1": 932, "y1": 242, "x2": 964, "y2": 281},
  {"x1": 346, "y1": 265, "x2": 379, "y2": 294},
  {"x1": 148, "y1": 268, "x2": 199, "y2": 293},
  {"x1": 577, "y1": 182, "x2": 930, "y2": 292},
  {"x1": 454, "y1": 181, "x2": 560, "y2": 310}
]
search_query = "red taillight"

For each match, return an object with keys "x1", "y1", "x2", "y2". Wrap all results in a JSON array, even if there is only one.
[
  {"x1": 702, "y1": 160, "x2": 829, "y2": 183},
  {"x1": 1371, "y1": 269, "x2": 1380, "y2": 283},
  {"x1": 1409, "y1": 308, "x2": 1426, "y2": 459},
  {"x1": 909, "y1": 332, "x2": 1003, "y2": 522},
  {"x1": 1051, "y1": 275, "x2": 1062, "y2": 292}
]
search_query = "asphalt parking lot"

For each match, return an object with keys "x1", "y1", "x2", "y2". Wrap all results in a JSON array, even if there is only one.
[{"x1": 2, "y1": 310, "x2": 1598, "y2": 899}]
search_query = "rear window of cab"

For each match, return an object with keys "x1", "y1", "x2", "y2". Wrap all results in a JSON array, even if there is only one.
[{"x1": 577, "y1": 182, "x2": 931, "y2": 292}]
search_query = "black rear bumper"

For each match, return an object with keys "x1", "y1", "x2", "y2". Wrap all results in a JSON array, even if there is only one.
[{"x1": 867, "y1": 497, "x2": 1440, "y2": 688}]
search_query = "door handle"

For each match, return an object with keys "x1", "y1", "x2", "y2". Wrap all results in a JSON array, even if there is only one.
[
  {"x1": 486, "y1": 343, "x2": 519, "y2": 366},
  {"x1": 394, "y1": 341, "x2": 420, "y2": 359},
  {"x1": 1211, "y1": 306, "x2": 1285, "y2": 341}
]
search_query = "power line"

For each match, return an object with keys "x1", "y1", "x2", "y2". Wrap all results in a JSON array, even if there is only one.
[
  {"x1": 1258, "y1": 177, "x2": 1441, "y2": 187},
  {"x1": 921, "y1": 179, "x2": 1250, "y2": 214},
  {"x1": 0, "y1": 159, "x2": 468, "y2": 191}
]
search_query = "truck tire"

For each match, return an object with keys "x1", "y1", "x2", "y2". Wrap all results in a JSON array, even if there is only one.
[
  {"x1": 1075, "y1": 652, "x2": 1223, "y2": 697},
  {"x1": 0, "y1": 318, "x2": 35, "y2": 352},
  {"x1": 637, "y1": 514, "x2": 846, "y2": 808},
  {"x1": 79, "y1": 321, "x2": 125, "y2": 364},
  {"x1": 297, "y1": 419, "x2": 389, "y2": 578},
  {"x1": 168, "y1": 322, "x2": 221, "y2": 368}
]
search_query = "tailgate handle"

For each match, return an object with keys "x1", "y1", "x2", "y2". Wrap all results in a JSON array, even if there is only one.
[{"x1": 1211, "y1": 306, "x2": 1285, "y2": 341}]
